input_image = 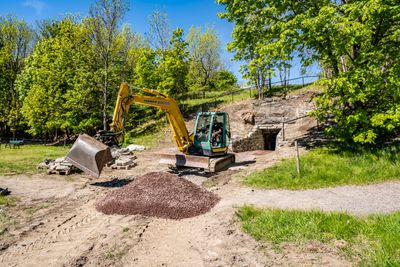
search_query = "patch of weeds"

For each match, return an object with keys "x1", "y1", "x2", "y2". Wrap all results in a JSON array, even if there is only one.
[
  {"x1": 0, "y1": 195, "x2": 18, "y2": 206},
  {"x1": 25, "y1": 203, "x2": 49, "y2": 215},
  {"x1": 104, "y1": 245, "x2": 129, "y2": 261},
  {"x1": 0, "y1": 210, "x2": 15, "y2": 236}
]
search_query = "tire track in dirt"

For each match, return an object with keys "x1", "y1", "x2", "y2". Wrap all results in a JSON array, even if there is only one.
[
  {"x1": 0, "y1": 153, "x2": 170, "y2": 266},
  {"x1": 0, "y1": 204, "x2": 98, "y2": 263},
  {"x1": 0, "y1": 194, "x2": 151, "y2": 266}
]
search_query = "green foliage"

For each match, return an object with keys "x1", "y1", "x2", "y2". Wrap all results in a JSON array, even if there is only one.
[
  {"x1": 157, "y1": 28, "x2": 189, "y2": 97},
  {"x1": 0, "y1": 195, "x2": 16, "y2": 206},
  {"x1": 238, "y1": 206, "x2": 400, "y2": 265},
  {"x1": 244, "y1": 145, "x2": 400, "y2": 189},
  {"x1": 0, "y1": 145, "x2": 69, "y2": 175},
  {"x1": 17, "y1": 18, "x2": 102, "y2": 136},
  {"x1": 219, "y1": 0, "x2": 400, "y2": 144},
  {"x1": 1, "y1": 8, "x2": 232, "y2": 140},
  {"x1": 0, "y1": 15, "x2": 32, "y2": 136},
  {"x1": 214, "y1": 70, "x2": 237, "y2": 90},
  {"x1": 134, "y1": 49, "x2": 161, "y2": 89},
  {"x1": 186, "y1": 26, "x2": 223, "y2": 91}
]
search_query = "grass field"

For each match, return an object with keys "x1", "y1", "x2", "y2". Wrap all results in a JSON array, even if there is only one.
[
  {"x1": 0, "y1": 145, "x2": 69, "y2": 175},
  {"x1": 238, "y1": 206, "x2": 400, "y2": 266},
  {"x1": 244, "y1": 146, "x2": 400, "y2": 189}
]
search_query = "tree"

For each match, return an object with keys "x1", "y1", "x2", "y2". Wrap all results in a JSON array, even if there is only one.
[
  {"x1": 0, "y1": 15, "x2": 32, "y2": 137},
  {"x1": 158, "y1": 28, "x2": 189, "y2": 98},
  {"x1": 134, "y1": 49, "x2": 161, "y2": 89},
  {"x1": 214, "y1": 70, "x2": 237, "y2": 91},
  {"x1": 146, "y1": 10, "x2": 171, "y2": 52},
  {"x1": 17, "y1": 18, "x2": 102, "y2": 138},
  {"x1": 219, "y1": 0, "x2": 400, "y2": 145},
  {"x1": 88, "y1": 0, "x2": 129, "y2": 130},
  {"x1": 186, "y1": 26, "x2": 222, "y2": 93}
]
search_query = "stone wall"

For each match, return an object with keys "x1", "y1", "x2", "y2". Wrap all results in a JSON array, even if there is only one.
[
  {"x1": 231, "y1": 128, "x2": 264, "y2": 152},
  {"x1": 231, "y1": 125, "x2": 283, "y2": 152}
]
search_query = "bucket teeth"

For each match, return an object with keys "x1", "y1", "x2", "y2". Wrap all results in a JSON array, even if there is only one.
[{"x1": 65, "y1": 134, "x2": 112, "y2": 178}]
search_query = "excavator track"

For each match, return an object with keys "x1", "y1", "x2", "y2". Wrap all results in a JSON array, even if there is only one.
[
  {"x1": 159, "y1": 153, "x2": 235, "y2": 172},
  {"x1": 209, "y1": 154, "x2": 235, "y2": 172}
]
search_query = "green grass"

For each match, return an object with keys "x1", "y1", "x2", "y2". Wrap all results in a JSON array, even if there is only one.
[
  {"x1": 124, "y1": 119, "x2": 168, "y2": 149},
  {"x1": 244, "y1": 146, "x2": 400, "y2": 189},
  {"x1": 0, "y1": 145, "x2": 69, "y2": 175},
  {"x1": 0, "y1": 195, "x2": 17, "y2": 235},
  {"x1": 0, "y1": 195, "x2": 16, "y2": 206},
  {"x1": 238, "y1": 206, "x2": 400, "y2": 266},
  {"x1": 181, "y1": 88, "x2": 252, "y2": 112}
]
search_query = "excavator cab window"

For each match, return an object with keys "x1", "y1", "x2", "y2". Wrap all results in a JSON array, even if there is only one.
[
  {"x1": 211, "y1": 115, "x2": 224, "y2": 147},
  {"x1": 195, "y1": 114, "x2": 211, "y2": 142}
]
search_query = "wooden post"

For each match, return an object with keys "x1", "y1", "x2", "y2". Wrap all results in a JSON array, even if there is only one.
[
  {"x1": 295, "y1": 140, "x2": 300, "y2": 178},
  {"x1": 282, "y1": 122, "x2": 285, "y2": 141}
]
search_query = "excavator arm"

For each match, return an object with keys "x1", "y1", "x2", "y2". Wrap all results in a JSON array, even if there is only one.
[{"x1": 111, "y1": 82, "x2": 193, "y2": 154}]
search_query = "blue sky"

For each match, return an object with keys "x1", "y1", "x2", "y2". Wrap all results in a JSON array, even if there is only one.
[{"x1": 1, "y1": 0, "x2": 320, "y2": 84}]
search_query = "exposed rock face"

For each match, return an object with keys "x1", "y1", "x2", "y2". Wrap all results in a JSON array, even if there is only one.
[
  {"x1": 241, "y1": 112, "x2": 255, "y2": 125},
  {"x1": 223, "y1": 91, "x2": 318, "y2": 152}
]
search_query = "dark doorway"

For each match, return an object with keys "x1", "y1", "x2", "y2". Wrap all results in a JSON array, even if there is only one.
[{"x1": 262, "y1": 129, "x2": 280, "y2": 151}]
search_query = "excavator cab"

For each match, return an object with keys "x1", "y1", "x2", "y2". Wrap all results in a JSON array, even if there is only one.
[{"x1": 192, "y1": 112, "x2": 230, "y2": 156}]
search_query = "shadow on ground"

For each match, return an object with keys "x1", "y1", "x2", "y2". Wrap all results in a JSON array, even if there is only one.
[
  {"x1": 90, "y1": 178, "x2": 133, "y2": 188},
  {"x1": 168, "y1": 167, "x2": 215, "y2": 178},
  {"x1": 296, "y1": 126, "x2": 331, "y2": 149}
]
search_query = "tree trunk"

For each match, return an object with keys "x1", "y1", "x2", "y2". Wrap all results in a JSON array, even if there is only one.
[
  {"x1": 103, "y1": 59, "x2": 108, "y2": 131},
  {"x1": 267, "y1": 65, "x2": 272, "y2": 91}
]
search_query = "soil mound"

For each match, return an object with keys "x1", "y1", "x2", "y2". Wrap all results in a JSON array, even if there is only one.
[{"x1": 95, "y1": 172, "x2": 220, "y2": 219}]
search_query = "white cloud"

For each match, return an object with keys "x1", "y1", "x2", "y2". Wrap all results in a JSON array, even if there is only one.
[{"x1": 21, "y1": 0, "x2": 46, "y2": 15}]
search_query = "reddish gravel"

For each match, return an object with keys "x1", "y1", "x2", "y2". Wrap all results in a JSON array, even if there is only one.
[{"x1": 95, "y1": 172, "x2": 220, "y2": 219}]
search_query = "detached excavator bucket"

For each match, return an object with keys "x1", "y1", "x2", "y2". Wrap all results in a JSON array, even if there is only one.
[{"x1": 65, "y1": 134, "x2": 112, "y2": 178}]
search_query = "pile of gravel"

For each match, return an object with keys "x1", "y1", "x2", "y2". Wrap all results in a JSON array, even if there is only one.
[{"x1": 95, "y1": 172, "x2": 220, "y2": 219}]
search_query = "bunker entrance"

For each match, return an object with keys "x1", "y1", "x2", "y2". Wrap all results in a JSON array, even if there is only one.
[{"x1": 262, "y1": 129, "x2": 280, "y2": 151}]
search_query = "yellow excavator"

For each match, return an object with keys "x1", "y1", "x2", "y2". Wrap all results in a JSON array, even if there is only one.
[{"x1": 66, "y1": 82, "x2": 235, "y2": 177}]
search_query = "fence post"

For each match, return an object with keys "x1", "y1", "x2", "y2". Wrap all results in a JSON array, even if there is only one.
[
  {"x1": 282, "y1": 122, "x2": 285, "y2": 141},
  {"x1": 295, "y1": 140, "x2": 301, "y2": 178}
]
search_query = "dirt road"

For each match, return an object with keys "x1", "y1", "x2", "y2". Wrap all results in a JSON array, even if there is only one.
[{"x1": 0, "y1": 148, "x2": 399, "y2": 266}]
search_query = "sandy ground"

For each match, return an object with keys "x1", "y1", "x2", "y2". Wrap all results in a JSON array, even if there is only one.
[{"x1": 0, "y1": 146, "x2": 399, "y2": 266}]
